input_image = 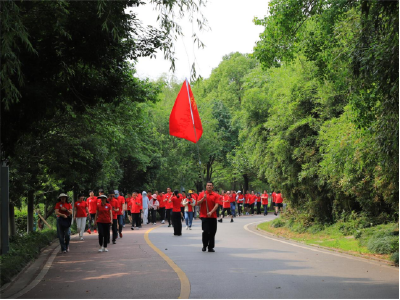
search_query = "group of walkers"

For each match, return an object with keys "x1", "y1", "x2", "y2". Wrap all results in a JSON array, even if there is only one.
[{"x1": 54, "y1": 185, "x2": 284, "y2": 253}]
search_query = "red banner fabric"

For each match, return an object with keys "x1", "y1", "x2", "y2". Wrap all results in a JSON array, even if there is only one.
[{"x1": 169, "y1": 80, "x2": 203, "y2": 143}]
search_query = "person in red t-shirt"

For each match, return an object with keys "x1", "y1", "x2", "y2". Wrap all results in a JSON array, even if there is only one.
[
  {"x1": 95, "y1": 195, "x2": 112, "y2": 252},
  {"x1": 236, "y1": 191, "x2": 244, "y2": 216},
  {"x1": 261, "y1": 190, "x2": 269, "y2": 216},
  {"x1": 55, "y1": 193, "x2": 73, "y2": 253},
  {"x1": 272, "y1": 191, "x2": 276, "y2": 210},
  {"x1": 274, "y1": 192, "x2": 284, "y2": 215},
  {"x1": 126, "y1": 193, "x2": 132, "y2": 224},
  {"x1": 155, "y1": 191, "x2": 165, "y2": 224},
  {"x1": 170, "y1": 190, "x2": 183, "y2": 236},
  {"x1": 249, "y1": 191, "x2": 256, "y2": 216},
  {"x1": 218, "y1": 191, "x2": 233, "y2": 223},
  {"x1": 115, "y1": 190, "x2": 125, "y2": 236},
  {"x1": 183, "y1": 192, "x2": 196, "y2": 229},
  {"x1": 109, "y1": 191, "x2": 120, "y2": 244},
  {"x1": 256, "y1": 192, "x2": 262, "y2": 215},
  {"x1": 197, "y1": 181, "x2": 219, "y2": 252},
  {"x1": 164, "y1": 188, "x2": 173, "y2": 227},
  {"x1": 129, "y1": 192, "x2": 142, "y2": 229},
  {"x1": 87, "y1": 191, "x2": 98, "y2": 234},
  {"x1": 73, "y1": 194, "x2": 89, "y2": 240}
]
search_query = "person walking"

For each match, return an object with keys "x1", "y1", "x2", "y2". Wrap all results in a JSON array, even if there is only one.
[
  {"x1": 180, "y1": 191, "x2": 186, "y2": 222},
  {"x1": 149, "y1": 194, "x2": 159, "y2": 225},
  {"x1": 170, "y1": 190, "x2": 182, "y2": 236},
  {"x1": 229, "y1": 191, "x2": 236, "y2": 220},
  {"x1": 109, "y1": 191, "x2": 120, "y2": 244},
  {"x1": 55, "y1": 193, "x2": 73, "y2": 253},
  {"x1": 218, "y1": 191, "x2": 233, "y2": 223},
  {"x1": 129, "y1": 192, "x2": 142, "y2": 230},
  {"x1": 164, "y1": 188, "x2": 173, "y2": 227},
  {"x1": 95, "y1": 194, "x2": 112, "y2": 252},
  {"x1": 274, "y1": 191, "x2": 284, "y2": 215},
  {"x1": 236, "y1": 191, "x2": 244, "y2": 216},
  {"x1": 156, "y1": 191, "x2": 165, "y2": 224},
  {"x1": 142, "y1": 191, "x2": 150, "y2": 225},
  {"x1": 73, "y1": 194, "x2": 89, "y2": 240},
  {"x1": 271, "y1": 190, "x2": 276, "y2": 211},
  {"x1": 249, "y1": 191, "x2": 256, "y2": 216},
  {"x1": 261, "y1": 190, "x2": 269, "y2": 215},
  {"x1": 115, "y1": 190, "x2": 125, "y2": 235},
  {"x1": 197, "y1": 181, "x2": 219, "y2": 252},
  {"x1": 126, "y1": 193, "x2": 132, "y2": 224},
  {"x1": 87, "y1": 190, "x2": 98, "y2": 234},
  {"x1": 182, "y1": 192, "x2": 195, "y2": 229},
  {"x1": 256, "y1": 192, "x2": 262, "y2": 214}
]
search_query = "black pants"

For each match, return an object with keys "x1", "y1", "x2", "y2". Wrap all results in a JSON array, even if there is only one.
[
  {"x1": 216, "y1": 205, "x2": 222, "y2": 217},
  {"x1": 112, "y1": 219, "x2": 118, "y2": 242},
  {"x1": 250, "y1": 203, "x2": 255, "y2": 214},
  {"x1": 98, "y1": 222, "x2": 110, "y2": 248},
  {"x1": 221, "y1": 207, "x2": 231, "y2": 217},
  {"x1": 180, "y1": 207, "x2": 185, "y2": 221},
  {"x1": 257, "y1": 202, "x2": 261, "y2": 214},
  {"x1": 166, "y1": 208, "x2": 172, "y2": 225},
  {"x1": 132, "y1": 213, "x2": 141, "y2": 228},
  {"x1": 150, "y1": 208, "x2": 157, "y2": 223},
  {"x1": 237, "y1": 203, "x2": 243, "y2": 215},
  {"x1": 172, "y1": 211, "x2": 182, "y2": 235},
  {"x1": 89, "y1": 213, "x2": 97, "y2": 231},
  {"x1": 201, "y1": 218, "x2": 217, "y2": 250},
  {"x1": 158, "y1": 207, "x2": 165, "y2": 221}
]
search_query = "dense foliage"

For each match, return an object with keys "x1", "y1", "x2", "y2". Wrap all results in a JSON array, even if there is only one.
[{"x1": 1, "y1": 0, "x2": 398, "y2": 236}]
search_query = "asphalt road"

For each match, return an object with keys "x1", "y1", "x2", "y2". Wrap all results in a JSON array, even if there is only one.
[
  {"x1": 15, "y1": 214, "x2": 399, "y2": 299},
  {"x1": 149, "y1": 215, "x2": 399, "y2": 299}
]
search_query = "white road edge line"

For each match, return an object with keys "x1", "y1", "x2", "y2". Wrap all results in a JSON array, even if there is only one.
[{"x1": 244, "y1": 220, "x2": 395, "y2": 269}]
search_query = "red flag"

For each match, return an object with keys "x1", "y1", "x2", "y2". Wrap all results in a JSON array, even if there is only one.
[{"x1": 169, "y1": 79, "x2": 203, "y2": 143}]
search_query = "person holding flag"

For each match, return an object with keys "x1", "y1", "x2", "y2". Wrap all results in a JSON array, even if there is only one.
[{"x1": 197, "y1": 181, "x2": 219, "y2": 252}]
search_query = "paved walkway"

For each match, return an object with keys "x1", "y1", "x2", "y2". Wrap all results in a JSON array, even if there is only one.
[
  {"x1": 16, "y1": 225, "x2": 180, "y2": 299},
  {"x1": 2, "y1": 215, "x2": 399, "y2": 299}
]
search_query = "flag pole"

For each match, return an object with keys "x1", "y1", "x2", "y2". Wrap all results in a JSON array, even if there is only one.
[{"x1": 185, "y1": 78, "x2": 205, "y2": 192}]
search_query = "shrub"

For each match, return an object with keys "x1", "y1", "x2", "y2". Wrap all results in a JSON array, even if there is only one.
[
  {"x1": 390, "y1": 252, "x2": 399, "y2": 265},
  {"x1": 271, "y1": 218, "x2": 286, "y2": 228},
  {"x1": 367, "y1": 235, "x2": 399, "y2": 254},
  {"x1": 0, "y1": 229, "x2": 57, "y2": 285}
]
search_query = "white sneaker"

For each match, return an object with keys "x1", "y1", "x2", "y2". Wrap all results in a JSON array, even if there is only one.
[
  {"x1": 161, "y1": 220, "x2": 165, "y2": 224},
  {"x1": 104, "y1": 248, "x2": 108, "y2": 252},
  {"x1": 123, "y1": 225, "x2": 125, "y2": 228},
  {"x1": 189, "y1": 227, "x2": 192, "y2": 230},
  {"x1": 153, "y1": 223, "x2": 156, "y2": 225},
  {"x1": 186, "y1": 226, "x2": 188, "y2": 230},
  {"x1": 98, "y1": 247, "x2": 103, "y2": 252},
  {"x1": 80, "y1": 237, "x2": 84, "y2": 241}
]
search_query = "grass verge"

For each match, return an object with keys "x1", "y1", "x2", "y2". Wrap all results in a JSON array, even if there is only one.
[
  {"x1": 257, "y1": 218, "x2": 398, "y2": 265},
  {"x1": 0, "y1": 229, "x2": 57, "y2": 286}
]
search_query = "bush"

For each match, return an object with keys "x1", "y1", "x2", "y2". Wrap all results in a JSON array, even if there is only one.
[
  {"x1": 14, "y1": 209, "x2": 28, "y2": 234},
  {"x1": 271, "y1": 218, "x2": 286, "y2": 228},
  {"x1": 390, "y1": 252, "x2": 399, "y2": 265},
  {"x1": 367, "y1": 235, "x2": 399, "y2": 254},
  {"x1": 0, "y1": 229, "x2": 57, "y2": 286}
]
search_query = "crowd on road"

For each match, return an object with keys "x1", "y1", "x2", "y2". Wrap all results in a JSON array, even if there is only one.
[{"x1": 54, "y1": 184, "x2": 284, "y2": 253}]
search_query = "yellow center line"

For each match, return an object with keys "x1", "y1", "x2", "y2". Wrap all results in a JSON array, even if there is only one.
[{"x1": 144, "y1": 226, "x2": 191, "y2": 299}]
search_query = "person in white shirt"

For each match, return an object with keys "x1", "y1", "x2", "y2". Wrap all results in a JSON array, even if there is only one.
[
  {"x1": 148, "y1": 194, "x2": 159, "y2": 225},
  {"x1": 141, "y1": 191, "x2": 150, "y2": 225},
  {"x1": 182, "y1": 192, "x2": 196, "y2": 229}
]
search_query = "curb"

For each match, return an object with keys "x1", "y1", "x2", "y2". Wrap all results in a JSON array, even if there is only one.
[{"x1": 0, "y1": 233, "x2": 79, "y2": 299}]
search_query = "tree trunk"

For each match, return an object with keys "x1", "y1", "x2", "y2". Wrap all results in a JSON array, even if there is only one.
[
  {"x1": 9, "y1": 202, "x2": 16, "y2": 237},
  {"x1": 243, "y1": 174, "x2": 249, "y2": 193},
  {"x1": 27, "y1": 190, "x2": 34, "y2": 233}
]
